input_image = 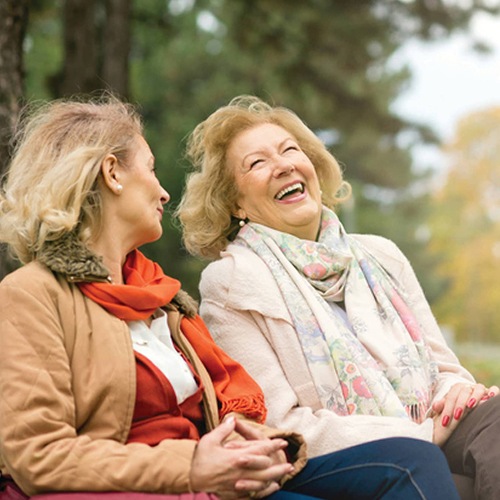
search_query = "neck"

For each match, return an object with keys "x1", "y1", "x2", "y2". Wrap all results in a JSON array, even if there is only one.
[
  {"x1": 290, "y1": 218, "x2": 322, "y2": 242},
  {"x1": 87, "y1": 232, "x2": 132, "y2": 285}
]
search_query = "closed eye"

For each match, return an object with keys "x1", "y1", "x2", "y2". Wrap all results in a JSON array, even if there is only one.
[
  {"x1": 283, "y1": 145, "x2": 298, "y2": 153},
  {"x1": 250, "y1": 159, "x2": 264, "y2": 168}
]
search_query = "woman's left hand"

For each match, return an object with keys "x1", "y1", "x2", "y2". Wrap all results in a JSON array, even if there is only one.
[
  {"x1": 431, "y1": 383, "x2": 499, "y2": 428},
  {"x1": 223, "y1": 419, "x2": 289, "y2": 499}
]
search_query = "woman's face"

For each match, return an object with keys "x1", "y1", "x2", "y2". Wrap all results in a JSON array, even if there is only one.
[
  {"x1": 116, "y1": 135, "x2": 169, "y2": 248},
  {"x1": 228, "y1": 123, "x2": 322, "y2": 240}
]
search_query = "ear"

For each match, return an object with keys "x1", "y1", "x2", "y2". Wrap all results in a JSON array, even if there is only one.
[
  {"x1": 232, "y1": 204, "x2": 247, "y2": 221},
  {"x1": 100, "y1": 154, "x2": 122, "y2": 195}
]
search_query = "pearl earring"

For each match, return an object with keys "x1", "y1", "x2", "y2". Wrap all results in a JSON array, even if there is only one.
[
  {"x1": 239, "y1": 219, "x2": 246, "y2": 227},
  {"x1": 116, "y1": 184, "x2": 123, "y2": 194}
]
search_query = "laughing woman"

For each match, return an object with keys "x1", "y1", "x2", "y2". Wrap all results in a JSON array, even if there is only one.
[{"x1": 178, "y1": 95, "x2": 500, "y2": 500}]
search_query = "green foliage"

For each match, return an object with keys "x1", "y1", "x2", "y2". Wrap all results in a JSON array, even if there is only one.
[
  {"x1": 24, "y1": 1, "x2": 62, "y2": 100},
  {"x1": 428, "y1": 107, "x2": 500, "y2": 343},
  {"x1": 23, "y1": 0, "x2": 500, "y2": 299},
  {"x1": 460, "y1": 357, "x2": 500, "y2": 388}
]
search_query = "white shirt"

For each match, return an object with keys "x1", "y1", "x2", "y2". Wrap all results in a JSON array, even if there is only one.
[{"x1": 128, "y1": 309, "x2": 198, "y2": 405}]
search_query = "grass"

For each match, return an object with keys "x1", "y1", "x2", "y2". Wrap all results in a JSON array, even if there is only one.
[{"x1": 458, "y1": 357, "x2": 500, "y2": 388}]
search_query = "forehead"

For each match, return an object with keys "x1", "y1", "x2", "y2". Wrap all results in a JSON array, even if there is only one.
[
  {"x1": 229, "y1": 123, "x2": 294, "y2": 153},
  {"x1": 129, "y1": 134, "x2": 153, "y2": 161}
]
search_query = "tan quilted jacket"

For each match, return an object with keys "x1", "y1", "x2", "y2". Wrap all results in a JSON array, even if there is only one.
[{"x1": 0, "y1": 235, "x2": 306, "y2": 496}]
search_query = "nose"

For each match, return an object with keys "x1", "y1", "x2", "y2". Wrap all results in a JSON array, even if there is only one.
[
  {"x1": 272, "y1": 155, "x2": 295, "y2": 178},
  {"x1": 160, "y1": 185, "x2": 170, "y2": 204}
]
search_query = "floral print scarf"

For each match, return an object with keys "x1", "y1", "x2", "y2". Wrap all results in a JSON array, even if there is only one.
[{"x1": 236, "y1": 207, "x2": 438, "y2": 422}]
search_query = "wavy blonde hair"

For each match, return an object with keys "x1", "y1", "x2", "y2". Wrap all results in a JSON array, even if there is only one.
[
  {"x1": 0, "y1": 95, "x2": 143, "y2": 264},
  {"x1": 177, "y1": 95, "x2": 351, "y2": 260}
]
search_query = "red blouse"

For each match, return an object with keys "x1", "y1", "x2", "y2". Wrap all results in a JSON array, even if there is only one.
[{"x1": 127, "y1": 351, "x2": 206, "y2": 445}]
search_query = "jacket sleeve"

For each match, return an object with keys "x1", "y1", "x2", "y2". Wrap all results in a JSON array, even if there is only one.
[
  {"x1": 0, "y1": 276, "x2": 198, "y2": 496},
  {"x1": 374, "y1": 237, "x2": 476, "y2": 404},
  {"x1": 200, "y1": 298, "x2": 435, "y2": 458}
]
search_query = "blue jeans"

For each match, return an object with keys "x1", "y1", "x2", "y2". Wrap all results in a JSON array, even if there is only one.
[{"x1": 270, "y1": 437, "x2": 460, "y2": 500}]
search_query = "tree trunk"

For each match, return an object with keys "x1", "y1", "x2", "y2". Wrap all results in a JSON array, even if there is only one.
[
  {"x1": 0, "y1": 0, "x2": 28, "y2": 280},
  {"x1": 60, "y1": 0, "x2": 99, "y2": 96},
  {"x1": 103, "y1": 0, "x2": 130, "y2": 98}
]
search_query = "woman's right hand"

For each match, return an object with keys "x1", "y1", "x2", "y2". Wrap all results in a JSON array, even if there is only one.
[
  {"x1": 432, "y1": 412, "x2": 458, "y2": 447},
  {"x1": 190, "y1": 416, "x2": 294, "y2": 500}
]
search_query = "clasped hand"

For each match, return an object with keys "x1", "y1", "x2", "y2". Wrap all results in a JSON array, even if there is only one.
[
  {"x1": 190, "y1": 416, "x2": 294, "y2": 500},
  {"x1": 431, "y1": 382, "x2": 499, "y2": 447}
]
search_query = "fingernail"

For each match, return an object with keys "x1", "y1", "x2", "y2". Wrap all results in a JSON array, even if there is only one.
[
  {"x1": 454, "y1": 408, "x2": 463, "y2": 420},
  {"x1": 489, "y1": 392, "x2": 495, "y2": 397},
  {"x1": 481, "y1": 396, "x2": 490, "y2": 401},
  {"x1": 442, "y1": 415, "x2": 450, "y2": 426},
  {"x1": 226, "y1": 416, "x2": 235, "y2": 425},
  {"x1": 467, "y1": 398, "x2": 476, "y2": 408},
  {"x1": 287, "y1": 465, "x2": 295, "y2": 473}
]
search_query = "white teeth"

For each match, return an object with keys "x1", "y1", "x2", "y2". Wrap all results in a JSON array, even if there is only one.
[{"x1": 275, "y1": 182, "x2": 304, "y2": 200}]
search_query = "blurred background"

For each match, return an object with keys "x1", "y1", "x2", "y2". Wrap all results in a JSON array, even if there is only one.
[{"x1": 1, "y1": 0, "x2": 500, "y2": 384}]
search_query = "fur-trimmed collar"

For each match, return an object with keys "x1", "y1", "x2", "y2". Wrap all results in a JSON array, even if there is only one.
[{"x1": 36, "y1": 231, "x2": 198, "y2": 318}]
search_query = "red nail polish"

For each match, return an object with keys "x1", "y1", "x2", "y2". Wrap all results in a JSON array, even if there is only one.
[
  {"x1": 454, "y1": 408, "x2": 463, "y2": 420},
  {"x1": 489, "y1": 392, "x2": 495, "y2": 397},
  {"x1": 442, "y1": 415, "x2": 450, "y2": 426},
  {"x1": 467, "y1": 398, "x2": 476, "y2": 408},
  {"x1": 481, "y1": 396, "x2": 490, "y2": 401}
]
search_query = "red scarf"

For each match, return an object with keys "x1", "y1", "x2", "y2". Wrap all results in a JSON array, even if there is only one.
[
  {"x1": 79, "y1": 250, "x2": 180, "y2": 321},
  {"x1": 78, "y1": 249, "x2": 266, "y2": 423}
]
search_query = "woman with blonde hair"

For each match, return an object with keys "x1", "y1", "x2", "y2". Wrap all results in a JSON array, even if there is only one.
[
  {"x1": 0, "y1": 95, "x2": 457, "y2": 500},
  {"x1": 0, "y1": 96, "x2": 304, "y2": 500},
  {"x1": 178, "y1": 95, "x2": 500, "y2": 500}
]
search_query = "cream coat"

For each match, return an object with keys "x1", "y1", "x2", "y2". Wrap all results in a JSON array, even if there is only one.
[
  {"x1": 0, "y1": 237, "x2": 306, "y2": 496},
  {"x1": 200, "y1": 234, "x2": 475, "y2": 457}
]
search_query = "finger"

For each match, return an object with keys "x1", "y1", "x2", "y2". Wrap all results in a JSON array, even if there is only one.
[
  {"x1": 224, "y1": 440, "x2": 257, "y2": 450},
  {"x1": 235, "y1": 479, "x2": 272, "y2": 492},
  {"x1": 452, "y1": 385, "x2": 477, "y2": 422},
  {"x1": 240, "y1": 439, "x2": 289, "y2": 458},
  {"x1": 234, "y1": 420, "x2": 267, "y2": 441},
  {"x1": 479, "y1": 385, "x2": 499, "y2": 405},
  {"x1": 204, "y1": 416, "x2": 236, "y2": 446},
  {"x1": 254, "y1": 481, "x2": 280, "y2": 499},
  {"x1": 440, "y1": 385, "x2": 462, "y2": 427},
  {"x1": 467, "y1": 384, "x2": 487, "y2": 410},
  {"x1": 237, "y1": 454, "x2": 273, "y2": 470},
  {"x1": 235, "y1": 463, "x2": 294, "y2": 486},
  {"x1": 488, "y1": 385, "x2": 499, "y2": 397},
  {"x1": 432, "y1": 398, "x2": 445, "y2": 415}
]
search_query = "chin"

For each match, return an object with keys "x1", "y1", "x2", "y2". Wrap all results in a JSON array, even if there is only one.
[{"x1": 134, "y1": 228, "x2": 163, "y2": 249}]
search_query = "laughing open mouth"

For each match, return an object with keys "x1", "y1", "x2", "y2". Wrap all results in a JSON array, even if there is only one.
[{"x1": 275, "y1": 182, "x2": 305, "y2": 201}]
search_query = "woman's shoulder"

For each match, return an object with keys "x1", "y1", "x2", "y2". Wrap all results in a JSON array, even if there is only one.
[
  {"x1": 201, "y1": 243, "x2": 270, "y2": 285},
  {"x1": 351, "y1": 233, "x2": 404, "y2": 256},
  {"x1": 0, "y1": 262, "x2": 70, "y2": 321},
  {"x1": 0, "y1": 260, "x2": 60, "y2": 291},
  {"x1": 200, "y1": 243, "x2": 289, "y2": 319},
  {"x1": 351, "y1": 233, "x2": 422, "y2": 289}
]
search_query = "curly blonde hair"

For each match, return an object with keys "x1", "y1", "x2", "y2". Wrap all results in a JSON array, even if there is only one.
[
  {"x1": 0, "y1": 95, "x2": 143, "y2": 264},
  {"x1": 177, "y1": 95, "x2": 350, "y2": 260}
]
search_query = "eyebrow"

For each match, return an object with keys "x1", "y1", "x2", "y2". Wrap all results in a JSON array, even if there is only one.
[{"x1": 242, "y1": 137, "x2": 295, "y2": 164}]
